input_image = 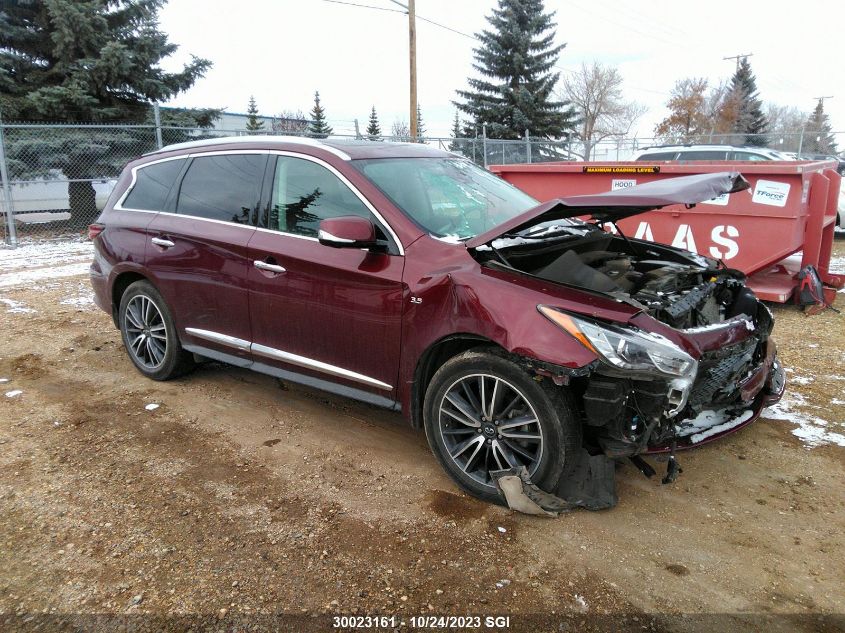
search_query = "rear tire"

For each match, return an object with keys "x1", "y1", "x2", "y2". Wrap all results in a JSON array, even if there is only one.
[
  {"x1": 423, "y1": 349, "x2": 581, "y2": 505},
  {"x1": 118, "y1": 280, "x2": 194, "y2": 381}
]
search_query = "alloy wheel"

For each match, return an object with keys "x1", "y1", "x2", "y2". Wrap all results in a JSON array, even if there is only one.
[
  {"x1": 124, "y1": 294, "x2": 168, "y2": 370},
  {"x1": 437, "y1": 373, "x2": 544, "y2": 487}
]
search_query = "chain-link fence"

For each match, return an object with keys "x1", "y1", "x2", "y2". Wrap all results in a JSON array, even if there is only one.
[{"x1": 1, "y1": 121, "x2": 842, "y2": 247}]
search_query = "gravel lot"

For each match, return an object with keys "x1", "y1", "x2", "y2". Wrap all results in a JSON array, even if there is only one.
[{"x1": 1, "y1": 237, "x2": 843, "y2": 632}]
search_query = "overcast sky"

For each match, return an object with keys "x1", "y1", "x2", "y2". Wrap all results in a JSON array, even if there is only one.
[{"x1": 157, "y1": 0, "x2": 844, "y2": 145}]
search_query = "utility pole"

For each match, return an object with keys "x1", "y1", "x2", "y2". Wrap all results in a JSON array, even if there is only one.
[
  {"x1": 390, "y1": 0, "x2": 418, "y2": 139},
  {"x1": 723, "y1": 52, "x2": 753, "y2": 71}
]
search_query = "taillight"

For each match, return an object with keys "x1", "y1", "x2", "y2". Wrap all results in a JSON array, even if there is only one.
[{"x1": 88, "y1": 223, "x2": 105, "y2": 240}]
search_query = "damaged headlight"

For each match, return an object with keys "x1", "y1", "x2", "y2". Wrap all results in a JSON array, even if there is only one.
[{"x1": 537, "y1": 305, "x2": 697, "y2": 378}]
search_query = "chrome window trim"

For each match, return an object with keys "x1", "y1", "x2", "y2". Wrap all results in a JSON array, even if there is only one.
[
  {"x1": 185, "y1": 327, "x2": 251, "y2": 352},
  {"x1": 184, "y1": 327, "x2": 392, "y2": 391},
  {"x1": 113, "y1": 149, "x2": 404, "y2": 255}
]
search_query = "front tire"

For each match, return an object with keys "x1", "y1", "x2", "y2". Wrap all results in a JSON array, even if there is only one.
[
  {"x1": 118, "y1": 280, "x2": 194, "y2": 381},
  {"x1": 423, "y1": 349, "x2": 581, "y2": 505}
]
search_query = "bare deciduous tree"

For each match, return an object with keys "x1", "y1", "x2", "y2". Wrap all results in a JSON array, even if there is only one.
[
  {"x1": 562, "y1": 62, "x2": 646, "y2": 159},
  {"x1": 272, "y1": 110, "x2": 309, "y2": 135},
  {"x1": 391, "y1": 120, "x2": 411, "y2": 142},
  {"x1": 766, "y1": 104, "x2": 808, "y2": 152}
]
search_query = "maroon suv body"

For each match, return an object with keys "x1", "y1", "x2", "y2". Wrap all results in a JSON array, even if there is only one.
[{"x1": 91, "y1": 136, "x2": 784, "y2": 508}]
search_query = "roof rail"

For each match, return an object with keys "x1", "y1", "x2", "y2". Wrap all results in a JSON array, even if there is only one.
[{"x1": 145, "y1": 135, "x2": 351, "y2": 160}]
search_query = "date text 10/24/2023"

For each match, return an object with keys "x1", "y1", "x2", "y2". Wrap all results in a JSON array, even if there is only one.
[{"x1": 333, "y1": 615, "x2": 512, "y2": 628}]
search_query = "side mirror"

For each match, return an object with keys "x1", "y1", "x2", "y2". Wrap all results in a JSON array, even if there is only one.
[{"x1": 318, "y1": 216, "x2": 378, "y2": 249}]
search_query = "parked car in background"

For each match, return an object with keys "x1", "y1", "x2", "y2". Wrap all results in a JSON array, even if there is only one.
[
  {"x1": 634, "y1": 145, "x2": 794, "y2": 162},
  {"x1": 795, "y1": 153, "x2": 845, "y2": 176},
  {"x1": 89, "y1": 136, "x2": 785, "y2": 508}
]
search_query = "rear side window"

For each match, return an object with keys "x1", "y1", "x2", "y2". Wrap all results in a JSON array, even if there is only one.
[
  {"x1": 730, "y1": 151, "x2": 770, "y2": 161},
  {"x1": 122, "y1": 159, "x2": 185, "y2": 211},
  {"x1": 177, "y1": 154, "x2": 266, "y2": 224},
  {"x1": 636, "y1": 152, "x2": 676, "y2": 161}
]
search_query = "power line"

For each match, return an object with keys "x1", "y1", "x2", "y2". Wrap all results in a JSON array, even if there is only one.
[{"x1": 315, "y1": 0, "x2": 404, "y2": 14}]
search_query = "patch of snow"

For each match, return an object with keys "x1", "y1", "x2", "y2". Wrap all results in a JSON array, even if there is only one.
[
  {"x1": 832, "y1": 398, "x2": 845, "y2": 406},
  {"x1": 497, "y1": 526, "x2": 507, "y2": 533},
  {"x1": 574, "y1": 594, "x2": 589, "y2": 612},
  {"x1": 763, "y1": 392, "x2": 845, "y2": 448},
  {"x1": 0, "y1": 378, "x2": 9, "y2": 384},
  {"x1": 828, "y1": 255, "x2": 845, "y2": 275},
  {"x1": 60, "y1": 293, "x2": 95, "y2": 308},
  {"x1": 790, "y1": 375, "x2": 814, "y2": 385},
  {"x1": 0, "y1": 262, "x2": 91, "y2": 289},
  {"x1": 0, "y1": 239, "x2": 93, "y2": 290},
  {"x1": 0, "y1": 297, "x2": 35, "y2": 314},
  {"x1": 5, "y1": 390, "x2": 22, "y2": 398},
  {"x1": 144, "y1": 403, "x2": 160, "y2": 411},
  {"x1": 676, "y1": 408, "x2": 755, "y2": 443}
]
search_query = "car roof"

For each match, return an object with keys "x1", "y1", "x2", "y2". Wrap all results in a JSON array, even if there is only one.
[
  {"x1": 144, "y1": 135, "x2": 453, "y2": 160},
  {"x1": 637, "y1": 145, "x2": 776, "y2": 153}
]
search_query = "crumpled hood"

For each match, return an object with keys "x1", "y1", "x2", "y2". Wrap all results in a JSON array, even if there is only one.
[{"x1": 466, "y1": 171, "x2": 750, "y2": 249}]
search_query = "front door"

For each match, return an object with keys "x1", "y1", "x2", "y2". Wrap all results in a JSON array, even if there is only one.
[
  {"x1": 146, "y1": 152, "x2": 267, "y2": 361},
  {"x1": 247, "y1": 154, "x2": 405, "y2": 402}
]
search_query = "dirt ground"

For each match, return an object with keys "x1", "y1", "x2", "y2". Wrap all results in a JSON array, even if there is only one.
[{"x1": 1, "y1": 239, "x2": 843, "y2": 632}]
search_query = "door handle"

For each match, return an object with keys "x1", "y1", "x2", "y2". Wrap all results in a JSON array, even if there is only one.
[
  {"x1": 151, "y1": 237, "x2": 175, "y2": 248},
  {"x1": 254, "y1": 259, "x2": 286, "y2": 274}
]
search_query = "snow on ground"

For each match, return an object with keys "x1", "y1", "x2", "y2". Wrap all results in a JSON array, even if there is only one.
[
  {"x1": 764, "y1": 388, "x2": 845, "y2": 448},
  {"x1": 829, "y1": 255, "x2": 845, "y2": 275},
  {"x1": 0, "y1": 297, "x2": 36, "y2": 314},
  {"x1": 0, "y1": 238, "x2": 93, "y2": 294}
]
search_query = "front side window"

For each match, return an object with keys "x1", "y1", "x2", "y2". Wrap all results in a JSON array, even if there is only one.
[
  {"x1": 269, "y1": 156, "x2": 375, "y2": 237},
  {"x1": 122, "y1": 159, "x2": 185, "y2": 211},
  {"x1": 353, "y1": 157, "x2": 538, "y2": 239},
  {"x1": 176, "y1": 154, "x2": 265, "y2": 224}
]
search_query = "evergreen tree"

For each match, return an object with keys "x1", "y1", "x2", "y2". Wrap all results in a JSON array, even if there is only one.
[
  {"x1": 722, "y1": 58, "x2": 768, "y2": 146},
  {"x1": 453, "y1": 0, "x2": 576, "y2": 140},
  {"x1": 307, "y1": 91, "x2": 333, "y2": 138},
  {"x1": 415, "y1": 104, "x2": 426, "y2": 141},
  {"x1": 366, "y1": 106, "x2": 381, "y2": 140},
  {"x1": 0, "y1": 0, "x2": 211, "y2": 225},
  {"x1": 245, "y1": 96, "x2": 264, "y2": 132},
  {"x1": 804, "y1": 99, "x2": 838, "y2": 154},
  {"x1": 448, "y1": 111, "x2": 463, "y2": 151}
]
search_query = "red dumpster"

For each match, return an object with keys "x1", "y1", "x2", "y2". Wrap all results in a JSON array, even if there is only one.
[{"x1": 489, "y1": 161, "x2": 843, "y2": 302}]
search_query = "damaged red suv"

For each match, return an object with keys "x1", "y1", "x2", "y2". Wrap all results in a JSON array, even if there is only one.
[{"x1": 90, "y1": 137, "x2": 785, "y2": 509}]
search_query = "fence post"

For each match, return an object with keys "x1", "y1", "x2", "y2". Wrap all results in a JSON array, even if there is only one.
[
  {"x1": 482, "y1": 123, "x2": 488, "y2": 168},
  {"x1": 525, "y1": 129, "x2": 531, "y2": 164},
  {"x1": 0, "y1": 115, "x2": 18, "y2": 247},
  {"x1": 797, "y1": 124, "x2": 806, "y2": 157},
  {"x1": 153, "y1": 103, "x2": 163, "y2": 149}
]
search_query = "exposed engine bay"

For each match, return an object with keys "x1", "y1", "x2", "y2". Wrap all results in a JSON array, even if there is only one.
[
  {"x1": 472, "y1": 223, "x2": 782, "y2": 473},
  {"x1": 477, "y1": 225, "x2": 758, "y2": 330}
]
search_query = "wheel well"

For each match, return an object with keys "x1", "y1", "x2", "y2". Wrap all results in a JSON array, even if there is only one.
[
  {"x1": 410, "y1": 334, "x2": 498, "y2": 428},
  {"x1": 110, "y1": 272, "x2": 147, "y2": 326}
]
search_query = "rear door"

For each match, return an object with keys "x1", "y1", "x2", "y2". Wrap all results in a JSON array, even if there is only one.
[
  {"x1": 247, "y1": 153, "x2": 406, "y2": 402},
  {"x1": 145, "y1": 151, "x2": 267, "y2": 361}
]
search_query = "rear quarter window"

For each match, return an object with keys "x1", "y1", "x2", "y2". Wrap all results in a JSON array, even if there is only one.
[
  {"x1": 636, "y1": 152, "x2": 677, "y2": 161},
  {"x1": 122, "y1": 159, "x2": 186, "y2": 211}
]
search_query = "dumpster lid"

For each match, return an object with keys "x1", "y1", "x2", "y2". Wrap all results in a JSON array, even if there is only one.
[{"x1": 465, "y1": 171, "x2": 750, "y2": 248}]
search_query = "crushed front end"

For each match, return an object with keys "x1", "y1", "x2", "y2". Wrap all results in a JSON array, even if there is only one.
[{"x1": 551, "y1": 294, "x2": 785, "y2": 462}]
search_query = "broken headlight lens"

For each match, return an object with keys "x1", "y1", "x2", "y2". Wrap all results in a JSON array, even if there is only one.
[{"x1": 538, "y1": 306, "x2": 697, "y2": 377}]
